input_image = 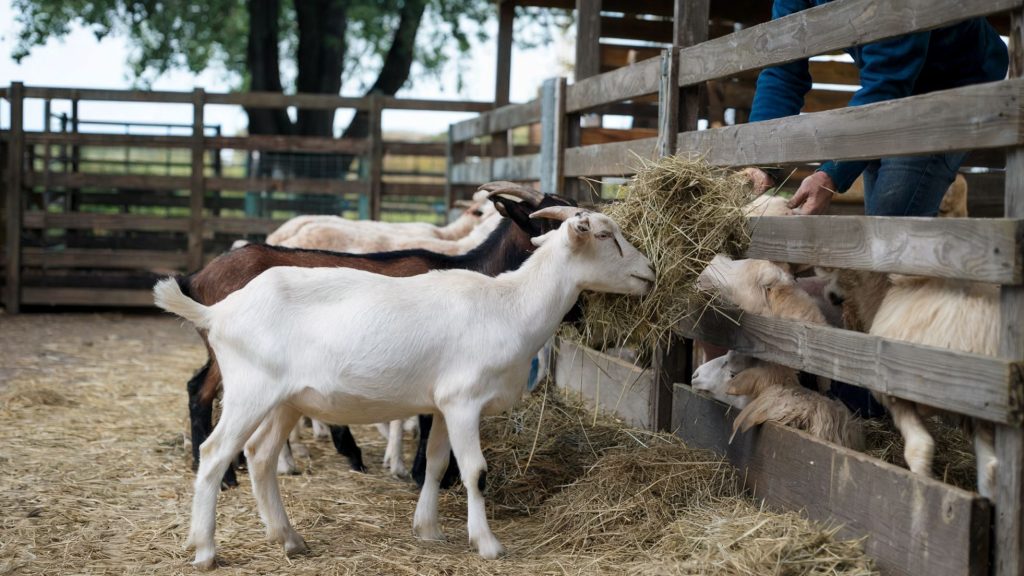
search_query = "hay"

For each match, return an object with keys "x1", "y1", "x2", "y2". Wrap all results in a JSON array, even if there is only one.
[
  {"x1": 864, "y1": 416, "x2": 976, "y2": 492},
  {"x1": 568, "y1": 155, "x2": 752, "y2": 352},
  {"x1": 0, "y1": 314, "x2": 877, "y2": 575}
]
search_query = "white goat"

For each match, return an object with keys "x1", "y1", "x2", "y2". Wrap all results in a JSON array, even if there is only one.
[
  {"x1": 818, "y1": 268, "x2": 1000, "y2": 497},
  {"x1": 154, "y1": 207, "x2": 654, "y2": 568},
  {"x1": 691, "y1": 352, "x2": 864, "y2": 449},
  {"x1": 266, "y1": 190, "x2": 496, "y2": 245}
]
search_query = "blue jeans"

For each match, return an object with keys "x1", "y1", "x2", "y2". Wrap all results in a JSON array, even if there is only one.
[
  {"x1": 832, "y1": 151, "x2": 968, "y2": 418},
  {"x1": 861, "y1": 152, "x2": 968, "y2": 216}
]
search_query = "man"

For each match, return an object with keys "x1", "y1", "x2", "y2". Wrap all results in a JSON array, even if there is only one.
[{"x1": 746, "y1": 1, "x2": 1008, "y2": 216}]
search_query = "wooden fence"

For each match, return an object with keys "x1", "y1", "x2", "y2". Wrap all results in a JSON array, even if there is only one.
[
  {"x1": 449, "y1": 1, "x2": 1024, "y2": 575},
  {"x1": 0, "y1": 86, "x2": 493, "y2": 311}
]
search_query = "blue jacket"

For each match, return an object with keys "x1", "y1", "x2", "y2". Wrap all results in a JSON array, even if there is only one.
[{"x1": 749, "y1": 0, "x2": 1009, "y2": 192}]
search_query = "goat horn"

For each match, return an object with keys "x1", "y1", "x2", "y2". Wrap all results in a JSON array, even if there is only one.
[
  {"x1": 477, "y1": 181, "x2": 544, "y2": 205},
  {"x1": 453, "y1": 200, "x2": 474, "y2": 208},
  {"x1": 530, "y1": 206, "x2": 586, "y2": 221}
]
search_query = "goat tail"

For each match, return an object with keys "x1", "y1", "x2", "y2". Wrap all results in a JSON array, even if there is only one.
[{"x1": 154, "y1": 276, "x2": 212, "y2": 329}]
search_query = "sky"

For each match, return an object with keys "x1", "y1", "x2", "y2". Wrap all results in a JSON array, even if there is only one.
[{"x1": 0, "y1": 0, "x2": 575, "y2": 137}]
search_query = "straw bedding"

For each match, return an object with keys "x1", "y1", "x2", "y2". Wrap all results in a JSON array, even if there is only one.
[{"x1": 0, "y1": 313, "x2": 875, "y2": 575}]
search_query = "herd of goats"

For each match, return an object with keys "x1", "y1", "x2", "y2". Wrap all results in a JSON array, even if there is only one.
[{"x1": 153, "y1": 177, "x2": 997, "y2": 569}]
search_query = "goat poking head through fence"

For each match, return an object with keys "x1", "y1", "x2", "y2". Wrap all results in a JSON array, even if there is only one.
[{"x1": 154, "y1": 207, "x2": 654, "y2": 568}]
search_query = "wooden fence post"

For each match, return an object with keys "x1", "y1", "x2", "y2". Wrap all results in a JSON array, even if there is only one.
[
  {"x1": 995, "y1": 16, "x2": 1024, "y2": 576},
  {"x1": 540, "y1": 77, "x2": 566, "y2": 196},
  {"x1": 187, "y1": 88, "x2": 205, "y2": 272},
  {"x1": 368, "y1": 93, "x2": 384, "y2": 221},
  {"x1": 492, "y1": 0, "x2": 514, "y2": 159},
  {"x1": 4, "y1": 82, "x2": 24, "y2": 313}
]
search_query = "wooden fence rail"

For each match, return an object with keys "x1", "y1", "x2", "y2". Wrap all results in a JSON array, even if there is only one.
[{"x1": 2, "y1": 84, "x2": 490, "y2": 311}]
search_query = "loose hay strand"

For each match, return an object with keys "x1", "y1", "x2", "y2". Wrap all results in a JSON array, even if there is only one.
[{"x1": 566, "y1": 155, "x2": 752, "y2": 353}]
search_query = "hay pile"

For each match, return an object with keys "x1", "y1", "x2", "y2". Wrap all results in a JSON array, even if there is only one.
[
  {"x1": 863, "y1": 417, "x2": 976, "y2": 491},
  {"x1": 569, "y1": 155, "x2": 752, "y2": 351},
  {"x1": 0, "y1": 314, "x2": 876, "y2": 575}
]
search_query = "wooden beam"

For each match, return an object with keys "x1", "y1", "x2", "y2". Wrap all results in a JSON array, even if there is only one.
[
  {"x1": 25, "y1": 172, "x2": 191, "y2": 191},
  {"x1": 555, "y1": 339, "x2": 655, "y2": 430},
  {"x1": 493, "y1": 154, "x2": 542, "y2": 182},
  {"x1": 744, "y1": 216, "x2": 1023, "y2": 284},
  {"x1": 382, "y1": 141, "x2": 447, "y2": 156},
  {"x1": 599, "y1": 43, "x2": 662, "y2": 71},
  {"x1": 21, "y1": 287, "x2": 157, "y2": 307},
  {"x1": 21, "y1": 247, "x2": 188, "y2": 270},
  {"x1": 22, "y1": 212, "x2": 191, "y2": 232},
  {"x1": 565, "y1": 57, "x2": 661, "y2": 113},
  {"x1": 540, "y1": 78, "x2": 567, "y2": 195},
  {"x1": 677, "y1": 79, "x2": 1024, "y2": 167},
  {"x1": 4, "y1": 82, "x2": 23, "y2": 313},
  {"x1": 24, "y1": 132, "x2": 192, "y2": 149},
  {"x1": 563, "y1": 135, "x2": 659, "y2": 177},
  {"x1": 493, "y1": 0, "x2": 515, "y2": 158},
  {"x1": 379, "y1": 97, "x2": 494, "y2": 112},
  {"x1": 205, "y1": 91, "x2": 367, "y2": 110},
  {"x1": 673, "y1": 384, "x2": 991, "y2": 576},
  {"x1": 676, "y1": 0, "x2": 1020, "y2": 87},
  {"x1": 450, "y1": 100, "x2": 542, "y2": 143},
  {"x1": 205, "y1": 135, "x2": 368, "y2": 154},
  {"x1": 187, "y1": 89, "x2": 205, "y2": 272},
  {"x1": 996, "y1": 16, "x2": 1024, "y2": 573},
  {"x1": 368, "y1": 94, "x2": 384, "y2": 220},
  {"x1": 679, "y1": 309, "x2": 1023, "y2": 424},
  {"x1": 204, "y1": 177, "x2": 368, "y2": 196},
  {"x1": 204, "y1": 217, "x2": 283, "y2": 235},
  {"x1": 574, "y1": 0, "x2": 601, "y2": 81}
]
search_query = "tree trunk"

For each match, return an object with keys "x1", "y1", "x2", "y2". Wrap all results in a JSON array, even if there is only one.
[
  {"x1": 339, "y1": 0, "x2": 427, "y2": 172},
  {"x1": 245, "y1": 0, "x2": 292, "y2": 136},
  {"x1": 295, "y1": 0, "x2": 348, "y2": 137}
]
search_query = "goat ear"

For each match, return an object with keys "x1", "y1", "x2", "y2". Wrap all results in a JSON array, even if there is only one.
[
  {"x1": 567, "y1": 213, "x2": 592, "y2": 249},
  {"x1": 489, "y1": 193, "x2": 538, "y2": 234},
  {"x1": 531, "y1": 229, "x2": 557, "y2": 248},
  {"x1": 726, "y1": 370, "x2": 756, "y2": 397}
]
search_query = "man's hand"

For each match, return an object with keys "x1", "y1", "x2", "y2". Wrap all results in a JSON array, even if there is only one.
[
  {"x1": 743, "y1": 167, "x2": 775, "y2": 195},
  {"x1": 788, "y1": 171, "x2": 836, "y2": 215}
]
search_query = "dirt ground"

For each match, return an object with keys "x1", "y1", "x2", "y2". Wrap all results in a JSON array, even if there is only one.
[{"x1": 0, "y1": 313, "x2": 874, "y2": 576}]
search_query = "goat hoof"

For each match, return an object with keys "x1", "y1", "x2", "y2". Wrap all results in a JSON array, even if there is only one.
[
  {"x1": 413, "y1": 522, "x2": 445, "y2": 542},
  {"x1": 284, "y1": 534, "x2": 308, "y2": 557},
  {"x1": 191, "y1": 553, "x2": 216, "y2": 570},
  {"x1": 349, "y1": 462, "x2": 368, "y2": 473},
  {"x1": 473, "y1": 535, "x2": 505, "y2": 559}
]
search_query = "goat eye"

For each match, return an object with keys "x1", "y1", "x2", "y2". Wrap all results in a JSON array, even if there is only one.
[
  {"x1": 472, "y1": 210, "x2": 483, "y2": 217},
  {"x1": 596, "y1": 232, "x2": 611, "y2": 240}
]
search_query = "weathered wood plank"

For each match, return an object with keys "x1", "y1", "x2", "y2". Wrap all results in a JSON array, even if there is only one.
[
  {"x1": 22, "y1": 248, "x2": 188, "y2": 270},
  {"x1": 562, "y1": 136, "x2": 659, "y2": 177},
  {"x1": 673, "y1": 384, "x2": 991, "y2": 576},
  {"x1": 22, "y1": 212, "x2": 191, "y2": 232},
  {"x1": 205, "y1": 91, "x2": 367, "y2": 110},
  {"x1": 676, "y1": 0, "x2": 1021, "y2": 87},
  {"x1": 493, "y1": 154, "x2": 541, "y2": 182},
  {"x1": 5, "y1": 82, "x2": 24, "y2": 313},
  {"x1": 188, "y1": 89, "x2": 205, "y2": 271},
  {"x1": 368, "y1": 94, "x2": 384, "y2": 220},
  {"x1": 449, "y1": 161, "x2": 492, "y2": 185},
  {"x1": 24, "y1": 132, "x2": 192, "y2": 149},
  {"x1": 540, "y1": 78, "x2": 566, "y2": 195},
  {"x1": 204, "y1": 217, "x2": 283, "y2": 235},
  {"x1": 379, "y1": 97, "x2": 493, "y2": 112},
  {"x1": 204, "y1": 177, "x2": 368, "y2": 196},
  {"x1": 22, "y1": 86, "x2": 195, "y2": 104},
  {"x1": 450, "y1": 100, "x2": 542, "y2": 143},
  {"x1": 383, "y1": 141, "x2": 447, "y2": 156},
  {"x1": 381, "y1": 183, "x2": 445, "y2": 197},
  {"x1": 555, "y1": 339, "x2": 655, "y2": 430},
  {"x1": 678, "y1": 79, "x2": 1024, "y2": 167},
  {"x1": 25, "y1": 171, "x2": 191, "y2": 191},
  {"x1": 205, "y1": 135, "x2": 368, "y2": 154},
  {"x1": 565, "y1": 57, "x2": 661, "y2": 114},
  {"x1": 744, "y1": 216, "x2": 1023, "y2": 284},
  {"x1": 21, "y1": 287, "x2": 157, "y2": 307},
  {"x1": 574, "y1": 0, "x2": 602, "y2": 82},
  {"x1": 679, "y1": 309, "x2": 1022, "y2": 424}
]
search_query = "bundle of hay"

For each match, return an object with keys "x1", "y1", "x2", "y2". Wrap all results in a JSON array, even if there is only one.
[
  {"x1": 864, "y1": 416, "x2": 976, "y2": 491},
  {"x1": 567, "y1": 155, "x2": 752, "y2": 352}
]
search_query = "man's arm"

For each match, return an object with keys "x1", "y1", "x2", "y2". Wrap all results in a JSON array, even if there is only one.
[
  {"x1": 818, "y1": 33, "x2": 931, "y2": 192},
  {"x1": 748, "y1": 0, "x2": 815, "y2": 123}
]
